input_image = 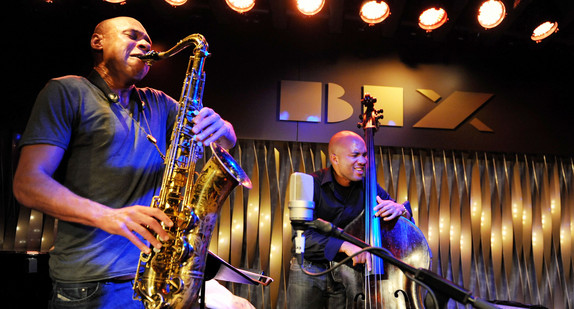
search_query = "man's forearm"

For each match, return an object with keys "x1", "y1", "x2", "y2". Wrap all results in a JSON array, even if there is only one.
[{"x1": 13, "y1": 170, "x2": 107, "y2": 227}]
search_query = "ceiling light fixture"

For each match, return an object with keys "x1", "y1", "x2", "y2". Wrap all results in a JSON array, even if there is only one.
[
  {"x1": 477, "y1": 0, "x2": 506, "y2": 29},
  {"x1": 418, "y1": 7, "x2": 448, "y2": 31},
  {"x1": 165, "y1": 0, "x2": 187, "y2": 6},
  {"x1": 226, "y1": 0, "x2": 256, "y2": 13},
  {"x1": 104, "y1": 0, "x2": 127, "y2": 3},
  {"x1": 296, "y1": 0, "x2": 325, "y2": 16},
  {"x1": 359, "y1": 1, "x2": 390, "y2": 25},
  {"x1": 531, "y1": 21, "x2": 558, "y2": 43}
]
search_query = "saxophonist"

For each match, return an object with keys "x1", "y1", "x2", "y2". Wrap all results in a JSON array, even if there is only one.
[{"x1": 13, "y1": 16, "x2": 253, "y2": 309}]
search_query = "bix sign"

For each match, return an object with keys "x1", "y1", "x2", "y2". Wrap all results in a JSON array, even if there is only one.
[{"x1": 279, "y1": 80, "x2": 494, "y2": 132}]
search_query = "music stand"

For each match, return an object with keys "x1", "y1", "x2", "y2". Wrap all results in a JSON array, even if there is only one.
[{"x1": 198, "y1": 251, "x2": 273, "y2": 309}]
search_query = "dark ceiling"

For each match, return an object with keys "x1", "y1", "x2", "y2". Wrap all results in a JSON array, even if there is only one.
[
  {"x1": 7, "y1": 0, "x2": 574, "y2": 132},
  {"x1": 6, "y1": 0, "x2": 574, "y2": 152},
  {"x1": 15, "y1": 0, "x2": 574, "y2": 51}
]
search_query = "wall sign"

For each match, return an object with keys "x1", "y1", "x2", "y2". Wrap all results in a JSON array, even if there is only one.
[{"x1": 279, "y1": 80, "x2": 494, "y2": 132}]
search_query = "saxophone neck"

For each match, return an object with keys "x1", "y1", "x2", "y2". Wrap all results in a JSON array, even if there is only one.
[{"x1": 136, "y1": 34, "x2": 209, "y2": 65}]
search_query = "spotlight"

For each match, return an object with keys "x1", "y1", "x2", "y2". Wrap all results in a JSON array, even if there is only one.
[
  {"x1": 477, "y1": 0, "x2": 506, "y2": 29},
  {"x1": 104, "y1": 0, "x2": 127, "y2": 3},
  {"x1": 165, "y1": 0, "x2": 187, "y2": 6},
  {"x1": 360, "y1": 1, "x2": 390, "y2": 25},
  {"x1": 531, "y1": 21, "x2": 558, "y2": 43},
  {"x1": 296, "y1": 0, "x2": 325, "y2": 16},
  {"x1": 418, "y1": 6, "x2": 448, "y2": 31},
  {"x1": 226, "y1": 0, "x2": 256, "y2": 13}
]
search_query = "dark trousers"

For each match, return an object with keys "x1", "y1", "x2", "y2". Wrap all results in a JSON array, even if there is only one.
[
  {"x1": 49, "y1": 279, "x2": 144, "y2": 309},
  {"x1": 287, "y1": 257, "x2": 364, "y2": 309}
]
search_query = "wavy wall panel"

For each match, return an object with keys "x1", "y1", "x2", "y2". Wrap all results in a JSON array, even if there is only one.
[
  {"x1": 500, "y1": 158, "x2": 514, "y2": 301},
  {"x1": 245, "y1": 143, "x2": 260, "y2": 269},
  {"x1": 3, "y1": 140, "x2": 574, "y2": 308},
  {"x1": 439, "y1": 162, "x2": 451, "y2": 278},
  {"x1": 259, "y1": 145, "x2": 272, "y2": 274},
  {"x1": 460, "y1": 177, "x2": 472, "y2": 291},
  {"x1": 449, "y1": 158, "x2": 461, "y2": 287},
  {"x1": 490, "y1": 163, "x2": 502, "y2": 300}
]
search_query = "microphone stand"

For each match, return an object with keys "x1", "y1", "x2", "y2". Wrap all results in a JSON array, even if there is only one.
[{"x1": 308, "y1": 219, "x2": 498, "y2": 309}]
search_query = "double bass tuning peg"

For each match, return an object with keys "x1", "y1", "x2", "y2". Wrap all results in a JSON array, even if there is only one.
[{"x1": 357, "y1": 114, "x2": 365, "y2": 128}]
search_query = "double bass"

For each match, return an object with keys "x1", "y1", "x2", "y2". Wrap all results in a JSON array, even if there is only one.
[{"x1": 357, "y1": 94, "x2": 432, "y2": 309}]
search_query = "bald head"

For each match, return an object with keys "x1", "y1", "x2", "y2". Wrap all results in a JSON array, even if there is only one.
[
  {"x1": 91, "y1": 17, "x2": 150, "y2": 56},
  {"x1": 93, "y1": 16, "x2": 146, "y2": 38},
  {"x1": 328, "y1": 130, "x2": 367, "y2": 186},
  {"x1": 90, "y1": 16, "x2": 152, "y2": 89},
  {"x1": 328, "y1": 131, "x2": 364, "y2": 158}
]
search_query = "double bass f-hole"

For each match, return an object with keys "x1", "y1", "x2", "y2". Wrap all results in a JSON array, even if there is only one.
[{"x1": 357, "y1": 93, "x2": 431, "y2": 309}]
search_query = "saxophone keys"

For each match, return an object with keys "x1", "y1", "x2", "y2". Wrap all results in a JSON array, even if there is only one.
[
  {"x1": 139, "y1": 251, "x2": 152, "y2": 263},
  {"x1": 185, "y1": 109, "x2": 199, "y2": 122},
  {"x1": 168, "y1": 278, "x2": 184, "y2": 294},
  {"x1": 176, "y1": 209, "x2": 199, "y2": 231},
  {"x1": 174, "y1": 236, "x2": 193, "y2": 262}
]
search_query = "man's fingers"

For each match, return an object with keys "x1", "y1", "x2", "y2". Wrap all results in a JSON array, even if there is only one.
[
  {"x1": 105, "y1": 206, "x2": 175, "y2": 253},
  {"x1": 121, "y1": 225, "x2": 151, "y2": 254},
  {"x1": 129, "y1": 221, "x2": 163, "y2": 250},
  {"x1": 140, "y1": 208, "x2": 176, "y2": 247},
  {"x1": 192, "y1": 108, "x2": 221, "y2": 134},
  {"x1": 201, "y1": 126, "x2": 227, "y2": 146},
  {"x1": 141, "y1": 214, "x2": 170, "y2": 241},
  {"x1": 142, "y1": 207, "x2": 173, "y2": 227},
  {"x1": 193, "y1": 117, "x2": 218, "y2": 139},
  {"x1": 190, "y1": 107, "x2": 234, "y2": 147}
]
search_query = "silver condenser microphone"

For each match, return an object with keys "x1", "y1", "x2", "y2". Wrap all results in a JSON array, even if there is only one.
[{"x1": 288, "y1": 172, "x2": 315, "y2": 263}]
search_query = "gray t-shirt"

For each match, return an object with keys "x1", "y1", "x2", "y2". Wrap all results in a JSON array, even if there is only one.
[{"x1": 20, "y1": 72, "x2": 178, "y2": 282}]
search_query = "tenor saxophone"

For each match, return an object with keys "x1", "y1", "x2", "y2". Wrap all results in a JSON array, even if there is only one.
[{"x1": 133, "y1": 34, "x2": 252, "y2": 309}]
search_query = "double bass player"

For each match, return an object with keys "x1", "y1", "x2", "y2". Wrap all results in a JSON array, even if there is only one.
[{"x1": 286, "y1": 130, "x2": 413, "y2": 309}]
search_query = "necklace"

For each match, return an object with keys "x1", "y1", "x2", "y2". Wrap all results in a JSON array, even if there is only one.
[{"x1": 116, "y1": 100, "x2": 166, "y2": 160}]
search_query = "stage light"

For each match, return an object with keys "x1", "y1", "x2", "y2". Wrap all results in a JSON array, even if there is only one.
[
  {"x1": 296, "y1": 0, "x2": 325, "y2": 16},
  {"x1": 165, "y1": 0, "x2": 187, "y2": 6},
  {"x1": 359, "y1": 1, "x2": 390, "y2": 25},
  {"x1": 531, "y1": 21, "x2": 558, "y2": 43},
  {"x1": 104, "y1": 0, "x2": 127, "y2": 3},
  {"x1": 477, "y1": 0, "x2": 505, "y2": 29},
  {"x1": 418, "y1": 7, "x2": 448, "y2": 31},
  {"x1": 226, "y1": 0, "x2": 255, "y2": 13}
]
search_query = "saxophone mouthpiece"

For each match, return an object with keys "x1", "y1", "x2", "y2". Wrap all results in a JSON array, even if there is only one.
[{"x1": 136, "y1": 51, "x2": 162, "y2": 65}]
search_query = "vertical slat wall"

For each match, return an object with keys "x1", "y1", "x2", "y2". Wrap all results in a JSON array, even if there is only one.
[
  {"x1": 214, "y1": 141, "x2": 573, "y2": 309},
  {"x1": 2, "y1": 139, "x2": 573, "y2": 309}
]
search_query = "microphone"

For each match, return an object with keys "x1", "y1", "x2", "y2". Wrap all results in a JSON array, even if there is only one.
[{"x1": 288, "y1": 172, "x2": 315, "y2": 264}]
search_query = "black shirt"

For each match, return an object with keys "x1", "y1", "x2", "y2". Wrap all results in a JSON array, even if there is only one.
[{"x1": 300, "y1": 166, "x2": 398, "y2": 263}]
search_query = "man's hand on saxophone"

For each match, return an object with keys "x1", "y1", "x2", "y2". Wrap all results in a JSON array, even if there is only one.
[
  {"x1": 94, "y1": 205, "x2": 174, "y2": 255},
  {"x1": 13, "y1": 144, "x2": 174, "y2": 256},
  {"x1": 192, "y1": 106, "x2": 237, "y2": 150}
]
